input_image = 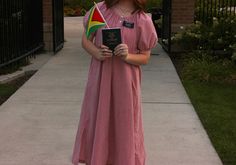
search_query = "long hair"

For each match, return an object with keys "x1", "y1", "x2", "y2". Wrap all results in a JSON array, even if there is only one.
[{"x1": 104, "y1": 0, "x2": 147, "y2": 12}]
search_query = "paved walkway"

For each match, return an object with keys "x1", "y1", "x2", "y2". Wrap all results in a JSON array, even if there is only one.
[{"x1": 0, "y1": 17, "x2": 223, "y2": 165}]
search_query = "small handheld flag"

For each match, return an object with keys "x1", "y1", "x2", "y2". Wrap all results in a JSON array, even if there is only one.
[{"x1": 86, "y1": 2, "x2": 109, "y2": 38}]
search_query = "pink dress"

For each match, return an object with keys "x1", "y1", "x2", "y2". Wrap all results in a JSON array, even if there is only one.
[{"x1": 72, "y1": 2, "x2": 158, "y2": 165}]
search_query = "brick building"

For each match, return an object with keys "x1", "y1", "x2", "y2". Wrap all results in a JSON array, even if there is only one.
[
  {"x1": 43, "y1": 0, "x2": 54, "y2": 51},
  {"x1": 170, "y1": 0, "x2": 196, "y2": 52},
  {"x1": 171, "y1": 0, "x2": 196, "y2": 32},
  {"x1": 43, "y1": 0, "x2": 64, "y2": 53}
]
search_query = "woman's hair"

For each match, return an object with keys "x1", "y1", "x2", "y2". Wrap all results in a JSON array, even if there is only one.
[{"x1": 104, "y1": 0, "x2": 147, "y2": 11}]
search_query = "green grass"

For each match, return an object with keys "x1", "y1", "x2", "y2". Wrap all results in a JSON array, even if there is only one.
[
  {"x1": 0, "y1": 84, "x2": 18, "y2": 105},
  {"x1": 0, "y1": 71, "x2": 37, "y2": 105},
  {"x1": 182, "y1": 80, "x2": 236, "y2": 165},
  {"x1": 0, "y1": 84, "x2": 17, "y2": 96}
]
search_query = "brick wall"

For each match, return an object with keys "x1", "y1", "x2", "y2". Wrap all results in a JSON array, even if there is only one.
[
  {"x1": 171, "y1": 0, "x2": 196, "y2": 32},
  {"x1": 43, "y1": 0, "x2": 53, "y2": 51}
]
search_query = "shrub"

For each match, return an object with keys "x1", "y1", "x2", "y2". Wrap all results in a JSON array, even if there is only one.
[
  {"x1": 181, "y1": 51, "x2": 236, "y2": 83},
  {"x1": 230, "y1": 43, "x2": 236, "y2": 63},
  {"x1": 171, "y1": 16, "x2": 236, "y2": 61},
  {"x1": 64, "y1": 6, "x2": 87, "y2": 16},
  {"x1": 64, "y1": 0, "x2": 100, "y2": 11},
  {"x1": 64, "y1": 7, "x2": 75, "y2": 16},
  {"x1": 64, "y1": 0, "x2": 100, "y2": 16},
  {"x1": 146, "y1": 0, "x2": 162, "y2": 10}
]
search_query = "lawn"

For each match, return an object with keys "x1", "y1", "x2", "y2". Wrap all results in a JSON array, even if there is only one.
[
  {"x1": 0, "y1": 71, "x2": 36, "y2": 105},
  {"x1": 182, "y1": 80, "x2": 236, "y2": 165},
  {"x1": 0, "y1": 84, "x2": 17, "y2": 105}
]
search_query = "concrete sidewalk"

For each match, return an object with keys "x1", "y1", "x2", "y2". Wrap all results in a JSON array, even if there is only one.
[{"x1": 0, "y1": 17, "x2": 223, "y2": 165}]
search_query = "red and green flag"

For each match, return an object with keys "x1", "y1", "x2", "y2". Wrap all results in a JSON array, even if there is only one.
[{"x1": 86, "y1": 3, "x2": 107, "y2": 38}]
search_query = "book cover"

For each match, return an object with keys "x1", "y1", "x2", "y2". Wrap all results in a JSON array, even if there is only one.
[{"x1": 102, "y1": 28, "x2": 122, "y2": 51}]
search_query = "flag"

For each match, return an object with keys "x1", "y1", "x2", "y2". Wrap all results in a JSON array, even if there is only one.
[{"x1": 86, "y1": 3, "x2": 107, "y2": 38}]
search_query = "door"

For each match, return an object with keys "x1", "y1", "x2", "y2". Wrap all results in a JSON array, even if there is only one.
[
  {"x1": 53, "y1": 0, "x2": 64, "y2": 53},
  {"x1": 161, "y1": 0, "x2": 172, "y2": 53}
]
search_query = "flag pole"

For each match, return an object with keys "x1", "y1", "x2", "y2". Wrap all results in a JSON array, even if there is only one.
[{"x1": 93, "y1": 2, "x2": 110, "y2": 29}]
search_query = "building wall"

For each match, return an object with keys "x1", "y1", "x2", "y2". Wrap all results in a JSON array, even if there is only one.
[
  {"x1": 171, "y1": 0, "x2": 196, "y2": 33},
  {"x1": 43, "y1": 0, "x2": 53, "y2": 51}
]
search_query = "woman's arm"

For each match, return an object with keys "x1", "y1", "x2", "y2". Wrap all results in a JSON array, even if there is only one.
[
  {"x1": 82, "y1": 30, "x2": 112, "y2": 61},
  {"x1": 114, "y1": 44, "x2": 151, "y2": 66},
  {"x1": 125, "y1": 51, "x2": 151, "y2": 65}
]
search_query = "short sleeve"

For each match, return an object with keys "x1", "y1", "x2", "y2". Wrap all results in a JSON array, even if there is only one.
[{"x1": 137, "y1": 13, "x2": 158, "y2": 51}]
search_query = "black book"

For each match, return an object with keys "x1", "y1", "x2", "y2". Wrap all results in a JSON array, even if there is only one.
[{"x1": 102, "y1": 28, "x2": 122, "y2": 52}]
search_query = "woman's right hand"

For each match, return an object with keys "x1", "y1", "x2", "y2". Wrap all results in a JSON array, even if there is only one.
[
  {"x1": 82, "y1": 32, "x2": 112, "y2": 61},
  {"x1": 95, "y1": 45, "x2": 113, "y2": 61}
]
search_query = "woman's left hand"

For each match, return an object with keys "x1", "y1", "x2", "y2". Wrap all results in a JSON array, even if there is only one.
[{"x1": 114, "y1": 44, "x2": 129, "y2": 60}]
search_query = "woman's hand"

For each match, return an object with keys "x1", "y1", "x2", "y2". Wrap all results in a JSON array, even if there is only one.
[
  {"x1": 114, "y1": 44, "x2": 129, "y2": 60},
  {"x1": 115, "y1": 43, "x2": 151, "y2": 65},
  {"x1": 82, "y1": 32, "x2": 112, "y2": 61},
  {"x1": 95, "y1": 45, "x2": 113, "y2": 61}
]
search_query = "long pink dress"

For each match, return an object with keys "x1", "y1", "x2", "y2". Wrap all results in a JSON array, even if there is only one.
[{"x1": 72, "y1": 2, "x2": 158, "y2": 165}]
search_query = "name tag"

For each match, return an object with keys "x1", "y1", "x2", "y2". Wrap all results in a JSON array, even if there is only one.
[{"x1": 122, "y1": 21, "x2": 134, "y2": 29}]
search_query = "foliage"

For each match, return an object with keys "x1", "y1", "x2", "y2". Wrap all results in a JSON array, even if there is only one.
[
  {"x1": 0, "y1": 71, "x2": 36, "y2": 105},
  {"x1": 64, "y1": 0, "x2": 87, "y2": 10},
  {"x1": 173, "y1": 2, "x2": 236, "y2": 163},
  {"x1": 0, "y1": 84, "x2": 16, "y2": 97},
  {"x1": 230, "y1": 43, "x2": 236, "y2": 62},
  {"x1": 64, "y1": 6, "x2": 76, "y2": 16},
  {"x1": 181, "y1": 51, "x2": 236, "y2": 84},
  {"x1": 64, "y1": 0, "x2": 100, "y2": 12},
  {"x1": 64, "y1": 0, "x2": 100, "y2": 16},
  {"x1": 172, "y1": 16, "x2": 236, "y2": 61},
  {"x1": 64, "y1": 6, "x2": 86, "y2": 16},
  {"x1": 146, "y1": 0, "x2": 162, "y2": 10}
]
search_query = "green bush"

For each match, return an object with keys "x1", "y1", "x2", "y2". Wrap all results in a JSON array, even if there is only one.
[
  {"x1": 64, "y1": 7, "x2": 75, "y2": 16},
  {"x1": 230, "y1": 43, "x2": 236, "y2": 63},
  {"x1": 146, "y1": 0, "x2": 162, "y2": 10},
  {"x1": 181, "y1": 51, "x2": 236, "y2": 83},
  {"x1": 64, "y1": 6, "x2": 88, "y2": 16},
  {"x1": 172, "y1": 16, "x2": 236, "y2": 61},
  {"x1": 64, "y1": 0, "x2": 100, "y2": 11},
  {"x1": 64, "y1": 0, "x2": 101, "y2": 16}
]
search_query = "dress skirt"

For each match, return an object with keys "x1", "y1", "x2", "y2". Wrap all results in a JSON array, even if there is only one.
[{"x1": 72, "y1": 56, "x2": 146, "y2": 165}]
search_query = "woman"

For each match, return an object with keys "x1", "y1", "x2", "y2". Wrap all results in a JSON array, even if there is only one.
[{"x1": 72, "y1": 0, "x2": 158, "y2": 164}]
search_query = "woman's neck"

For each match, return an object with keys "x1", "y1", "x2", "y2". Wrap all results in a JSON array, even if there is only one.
[
  {"x1": 117, "y1": 1, "x2": 135, "y2": 11},
  {"x1": 115, "y1": 0, "x2": 136, "y2": 16}
]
